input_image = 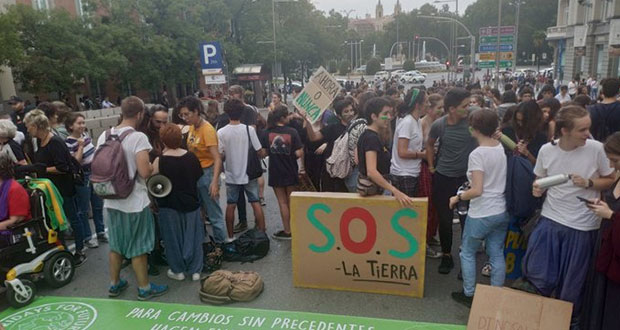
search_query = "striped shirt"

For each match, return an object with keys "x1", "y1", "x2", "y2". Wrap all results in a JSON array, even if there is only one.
[{"x1": 65, "y1": 133, "x2": 95, "y2": 166}]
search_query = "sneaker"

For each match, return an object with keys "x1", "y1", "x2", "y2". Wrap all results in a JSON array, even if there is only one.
[
  {"x1": 451, "y1": 291, "x2": 473, "y2": 308},
  {"x1": 426, "y1": 245, "x2": 442, "y2": 259},
  {"x1": 272, "y1": 230, "x2": 292, "y2": 240},
  {"x1": 427, "y1": 237, "x2": 441, "y2": 247},
  {"x1": 233, "y1": 222, "x2": 248, "y2": 234},
  {"x1": 438, "y1": 255, "x2": 454, "y2": 274},
  {"x1": 84, "y1": 239, "x2": 99, "y2": 249},
  {"x1": 137, "y1": 283, "x2": 169, "y2": 301},
  {"x1": 481, "y1": 262, "x2": 491, "y2": 277},
  {"x1": 260, "y1": 197, "x2": 266, "y2": 206},
  {"x1": 167, "y1": 269, "x2": 185, "y2": 281},
  {"x1": 73, "y1": 252, "x2": 87, "y2": 267},
  {"x1": 192, "y1": 273, "x2": 201, "y2": 281},
  {"x1": 97, "y1": 232, "x2": 109, "y2": 243},
  {"x1": 108, "y1": 279, "x2": 129, "y2": 297}
]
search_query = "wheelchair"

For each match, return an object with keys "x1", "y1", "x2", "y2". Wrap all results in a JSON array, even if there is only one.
[{"x1": 0, "y1": 176, "x2": 76, "y2": 308}]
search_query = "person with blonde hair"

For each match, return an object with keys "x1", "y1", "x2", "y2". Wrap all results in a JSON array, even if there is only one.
[{"x1": 24, "y1": 109, "x2": 87, "y2": 265}]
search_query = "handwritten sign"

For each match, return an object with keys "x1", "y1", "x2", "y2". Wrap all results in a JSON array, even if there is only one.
[
  {"x1": 293, "y1": 67, "x2": 340, "y2": 124},
  {"x1": 291, "y1": 192, "x2": 428, "y2": 297}
]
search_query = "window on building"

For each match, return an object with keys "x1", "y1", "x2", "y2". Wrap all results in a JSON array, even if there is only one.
[
  {"x1": 596, "y1": 44, "x2": 605, "y2": 79},
  {"x1": 34, "y1": 0, "x2": 51, "y2": 10}
]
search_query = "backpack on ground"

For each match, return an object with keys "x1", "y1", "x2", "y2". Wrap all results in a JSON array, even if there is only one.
[
  {"x1": 223, "y1": 228, "x2": 269, "y2": 263},
  {"x1": 203, "y1": 240, "x2": 223, "y2": 272},
  {"x1": 90, "y1": 128, "x2": 135, "y2": 199},
  {"x1": 199, "y1": 270, "x2": 264, "y2": 304}
]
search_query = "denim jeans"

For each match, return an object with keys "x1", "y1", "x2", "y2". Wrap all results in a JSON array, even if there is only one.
[
  {"x1": 197, "y1": 166, "x2": 226, "y2": 243},
  {"x1": 62, "y1": 194, "x2": 84, "y2": 252},
  {"x1": 344, "y1": 166, "x2": 359, "y2": 193},
  {"x1": 75, "y1": 171, "x2": 104, "y2": 240},
  {"x1": 460, "y1": 211, "x2": 510, "y2": 296}
]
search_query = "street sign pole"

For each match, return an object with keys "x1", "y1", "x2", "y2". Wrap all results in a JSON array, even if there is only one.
[{"x1": 496, "y1": 0, "x2": 502, "y2": 89}]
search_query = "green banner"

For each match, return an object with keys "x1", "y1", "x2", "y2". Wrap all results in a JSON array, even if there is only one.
[
  {"x1": 0, "y1": 296, "x2": 466, "y2": 330},
  {"x1": 479, "y1": 35, "x2": 514, "y2": 44},
  {"x1": 478, "y1": 60, "x2": 513, "y2": 69}
]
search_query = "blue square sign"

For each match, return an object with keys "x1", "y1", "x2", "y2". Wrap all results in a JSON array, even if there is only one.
[{"x1": 199, "y1": 42, "x2": 224, "y2": 70}]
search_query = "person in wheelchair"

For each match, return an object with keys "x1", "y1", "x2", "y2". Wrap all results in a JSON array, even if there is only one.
[{"x1": 0, "y1": 154, "x2": 31, "y2": 235}]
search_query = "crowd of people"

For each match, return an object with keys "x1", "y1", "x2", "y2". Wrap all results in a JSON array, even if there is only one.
[{"x1": 2, "y1": 73, "x2": 620, "y2": 329}]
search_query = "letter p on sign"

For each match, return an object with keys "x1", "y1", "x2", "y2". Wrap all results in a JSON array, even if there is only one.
[
  {"x1": 203, "y1": 44, "x2": 217, "y2": 64},
  {"x1": 199, "y1": 41, "x2": 223, "y2": 70}
]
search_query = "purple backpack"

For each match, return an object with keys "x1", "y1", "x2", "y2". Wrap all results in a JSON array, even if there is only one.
[{"x1": 91, "y1": 128, "x2": 135, "y2": 199}]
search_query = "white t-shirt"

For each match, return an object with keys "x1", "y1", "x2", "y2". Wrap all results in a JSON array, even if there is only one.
[
  {"x1": 217, "y1": 124, "x2": 262, "y2": 185},
  {"x1": 568, "y1": 81, "x2": 577, "y2": 95},
  {"x1": 13, "y1": 131, "x2": 25, "y2": 146},
  {"x1": 390, "y1": 115, "x2": 423, "y2": 176},
  {"x1": 467, "y1": 144, "x2": 507, "y2": 218},
  {"x1": 96, "y1": 127, "x2": 152, "y2": 213},
  {"x1": 555, "y1": 93, "x2": 571, "y2": 103},
  {"x1": 534, "y1": 140, "x2": 614, "y2": 231}
]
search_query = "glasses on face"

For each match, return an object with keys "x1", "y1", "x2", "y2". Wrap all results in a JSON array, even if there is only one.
[{"x1": 178, "y1": 112, "x2": 192, "y2": 119}]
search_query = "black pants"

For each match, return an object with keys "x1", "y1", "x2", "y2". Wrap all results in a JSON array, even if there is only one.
[{"x1": 431, "y1": 172, "x2": 467, "y2": 254}]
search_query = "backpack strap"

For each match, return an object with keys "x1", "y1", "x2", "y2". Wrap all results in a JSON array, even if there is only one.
[{"x1": 105, "y1": 127, "x2": 135, "y2": 142}]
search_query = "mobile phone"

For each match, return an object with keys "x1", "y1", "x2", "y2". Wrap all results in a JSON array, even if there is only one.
[{"x1": 576, "y1": 196, "x2": 594, "y2": 204}]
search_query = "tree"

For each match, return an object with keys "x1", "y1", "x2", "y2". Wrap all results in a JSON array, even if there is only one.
[
  {"x1": 339, "y1": 59, "x2": 350, "y2": 75},
  {"x1": 366, "y1": 58, "x2": 381, "y2": 75},
  {"x1": 403, "y1": 60, "x2": 416, "y2": 71}
]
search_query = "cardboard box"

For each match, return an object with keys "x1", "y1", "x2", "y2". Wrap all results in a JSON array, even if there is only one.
[{"x1": 467, "y1": 284, "x2": 572, "y2": 330}]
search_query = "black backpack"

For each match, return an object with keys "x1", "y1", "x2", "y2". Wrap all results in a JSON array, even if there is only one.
[{"x1": 223, "y1": 229, "x2": 270, "y2": 263}]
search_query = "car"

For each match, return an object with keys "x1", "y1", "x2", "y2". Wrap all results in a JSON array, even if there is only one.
[
  {"x1": 354, "y1": 65, "x2": 367, "y2": 74},
  {"x1": 374, "y1": 71, "x2": 390, "y2": 80},
  {"x1": 390, "y1": 69, "x2": 406, "y2": 79},
  {"x1": 400, "y1": 71, "x2": 426, "y2": 84}
]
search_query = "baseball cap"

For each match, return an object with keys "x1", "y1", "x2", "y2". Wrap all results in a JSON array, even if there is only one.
[{"x1": 7, "y1": 96, "x2": 23, "y2": 105}]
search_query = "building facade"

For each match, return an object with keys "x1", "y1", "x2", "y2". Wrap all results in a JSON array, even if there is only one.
[
  {"x1": 547, "y1": 0, "x2": 620, "y2": 83},
  {"x1": 348, "y1": 0, "x2": 402, "y2": 36}
]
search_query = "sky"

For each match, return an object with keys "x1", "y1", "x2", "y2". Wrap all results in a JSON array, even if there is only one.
[{"x1": 310, "y1": 0, "x2": 477, "y2": 17}]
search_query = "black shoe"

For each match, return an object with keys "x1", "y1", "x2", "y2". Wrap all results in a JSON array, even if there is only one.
[
  {"x1": 438, "y1": 255, "x2": 454, "y2": 274},
  {"x1": 233, "y1": 222, "x2": 248, "y2": 234},
  {"x1": 451, "y1": 291, "x2": 473, "y2": 308},
  {"x1": 272, "y1": 230, "x2": 292, "y2": 240},
  {"x1": 511, "y1": 278, "x2": 539, "y2": 295},
  {"x1": 148, "y1": 264, "x2": 160, "y2": 276},
  {"x1": 73, "y1": 252, "x2": 87, "y2": 267}
]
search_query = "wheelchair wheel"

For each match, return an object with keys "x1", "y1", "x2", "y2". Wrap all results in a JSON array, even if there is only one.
[
  {"x1": 7, "y1": 279, "x2": 36, "y2": 308},
  {"x1": 43, "y1": 251, "x2": 75, "y2": 288}
]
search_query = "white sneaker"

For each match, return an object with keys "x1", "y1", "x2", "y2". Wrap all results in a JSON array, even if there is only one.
[
  {"x1": 167, "y1": 269, "x2": 185, "y2": 281},
  {"x1": 192, "y1": 273, "x2": 201, "y2": 281},
  {"x1": 84, "y1": 239, "x2": 99, "y2": 249}
]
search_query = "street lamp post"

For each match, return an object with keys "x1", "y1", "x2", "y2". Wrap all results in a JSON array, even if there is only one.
[
  {"x1": 434, "y1": 0, "x2": 458, "y2": 81},
  {"x1": 509, "y1": 0, "x2": 525, "y2": 72}
]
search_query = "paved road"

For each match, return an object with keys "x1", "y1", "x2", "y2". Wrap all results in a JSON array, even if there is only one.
[{"x1": 0, "y1": 168, "x2": 497, "y2": 326}]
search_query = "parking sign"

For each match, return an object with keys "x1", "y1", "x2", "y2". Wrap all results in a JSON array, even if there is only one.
[{"x1": 199, "y1": 42, "x2": 224, "y2": 71}]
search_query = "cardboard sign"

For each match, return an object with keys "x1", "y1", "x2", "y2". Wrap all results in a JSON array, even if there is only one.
[
  {"x1": 291, "y1": 192, "x2": 428, "y2": 297},
  {"x1": 0, "y1": 296, "x2": 466, "y2": 330},
  {"x1": 467, "y1": 285, "x2": 572, "y2": 330},
  {"x1": 293, "y1": 67, "x2": 340, "y2": 124}
]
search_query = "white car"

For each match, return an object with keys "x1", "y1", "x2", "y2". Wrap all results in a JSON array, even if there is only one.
[
  {"x1": 374, "y1": 71, "x2": 390, "y2": 80},
  {"x1": 390, "y1": 69, "x2": 406, "y2": 79},
  {"x1": 400, "y1": 71, "x2": 426, "y2": 84}
]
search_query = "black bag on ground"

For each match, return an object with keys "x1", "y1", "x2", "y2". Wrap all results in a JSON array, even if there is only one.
[{"x1": 223, "y1": 228, "x2": 269, "y2": 263}]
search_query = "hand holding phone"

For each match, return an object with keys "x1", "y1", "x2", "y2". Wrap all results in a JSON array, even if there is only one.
[{"x1": 576, "y1": 196, "x2": 594, "y2": 204}]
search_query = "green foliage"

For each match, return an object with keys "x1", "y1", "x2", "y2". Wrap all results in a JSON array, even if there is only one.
[
  {"x1": 339, "y1": 59, "x2": 350, "y2": 75},
  {"x1": 327, "y1": 60, "x2": 338, "y2": 73},
  {"x1": 366, "y1": 58, "x2": 381, "y2": 75},
  {"x1": 403, "y1": 60, "x2": 416, "y2": 71}
]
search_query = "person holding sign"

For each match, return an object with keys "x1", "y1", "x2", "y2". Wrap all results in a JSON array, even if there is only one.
[
  {"x1": 357, "y1": 97, "x2": 414, "y2": 207},
  {"x1": 304, "y1": 97, "x2": 355, "y2": 192}
]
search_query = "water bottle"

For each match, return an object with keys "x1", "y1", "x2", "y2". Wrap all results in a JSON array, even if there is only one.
[
  {"x1": 535, "y1": 174, "x2": 572, "y2": 189},
  {"x1": 456, "y1": 182, "x2": 470, "y2": 216}
]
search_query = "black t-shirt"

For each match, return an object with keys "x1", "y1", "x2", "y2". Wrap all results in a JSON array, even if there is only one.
[
  {"x1": 34, "y1": 135, "x2": 75, "y2": 197},
  {"x1": 588, "y1": 101, "x2": 620, "y2": 142},
  {"x1": 156, "y1": 152, "x2": 203, "y2": 212},
  {"x1": 261, "y1": 126, "x2": 303, "y2": 187},
  {"x1": 357, "y1": 129, "x2": 391, "y2": 177},
  {"x1": 10, "y1": 109, "x2": 29, "y2": 139},
  {"x1": 501, "y1": 126, "x2": 547, "y2": 159},
  {"x1": 320, "y1": 122, "x2": 346, "y2": 159}
]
